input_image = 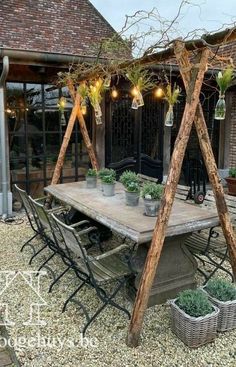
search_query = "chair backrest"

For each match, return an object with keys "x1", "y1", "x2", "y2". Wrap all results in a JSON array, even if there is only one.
[
  {"x1": 50, "y1": 213, "x2": 87, "y2": 259},
  {"x1": 137, "y1": 174, "x2": 190, "y2": 201},
  {"x1": 29, "y1": 196, "x2": 51, "y2": 232},
  {"x1": 14, "y1": 184, "x2": 38, "y2": 230},
  {"x1": 203, "y1": 190, "x2": 236, "y2": 220}
]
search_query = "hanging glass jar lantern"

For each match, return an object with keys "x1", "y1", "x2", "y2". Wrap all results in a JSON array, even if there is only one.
[
  {"x1": 165, "y1": 104, "x2": 174, "y2": 127},
  {"x1": 94, "y1": 102, "x2": 103, "y2": 125},
  {"x1": 214, "y1": 94, "x2": 226, "y2": 120},
  {"x1": 131, "y1": 86, "x2": 144, "y2": 109},
  {"x1": 80, "y1": 98, "x2": 87, "y2": 116},
  {"x1": 214, "y1": 67, "x2": 234, "y2": 121},
  {"x1": 131, "y1": 97, "x2": 139, "y2": 110},
  {"x1": 60, "y1": 111, "x2": 67, "y2": 126}
]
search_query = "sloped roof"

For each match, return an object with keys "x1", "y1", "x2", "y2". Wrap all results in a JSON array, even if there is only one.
[{"x1": 0, "y1": 0, "x2": 116, "y2": 57}]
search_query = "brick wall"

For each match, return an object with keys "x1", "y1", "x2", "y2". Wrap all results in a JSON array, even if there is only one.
[
  {"x1": 0, "y1": 0, "x2": 116, "y2": 57},
  {"x1": 229, "y1": 93, "x2": 236, "y2": 167}
]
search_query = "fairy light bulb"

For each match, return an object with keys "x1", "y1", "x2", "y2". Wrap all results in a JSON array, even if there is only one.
[
  {"x1": 131, "y1": 86, "x2": 139, "y2": 97},
  {"x1": 155, "y1": 87, "x2": 164, "y2": 98},
  {"x1": 111, "y1": 88, "x2": 118, "y2": 99}
]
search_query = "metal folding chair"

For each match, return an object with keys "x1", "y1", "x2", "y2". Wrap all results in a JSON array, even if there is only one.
[
  {"x1": 185, "y1": 190, "x2": 236, "y2": 283},
  {"x1": 14, "y1": 184, "x2": 51, "y2": 264},
  {"x1": 50, "y1": 213, "x2": 136, "y2": 335}
]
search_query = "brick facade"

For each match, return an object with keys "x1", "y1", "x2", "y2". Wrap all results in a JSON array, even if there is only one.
[{"x1": 0, "y1": 0, "x2": 115, "y2": 56}]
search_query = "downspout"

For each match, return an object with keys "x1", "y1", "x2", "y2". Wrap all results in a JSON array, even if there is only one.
[{"x1": 0, "y1": 56, "x2": 10, "y2": 218}]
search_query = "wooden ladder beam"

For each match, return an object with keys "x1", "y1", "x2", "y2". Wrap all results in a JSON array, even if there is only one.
[
  {"x1": 173, "y1": 40, "x2": 236, "y2": 276},
  {"x1": 126, "y1": 46, "x2": 210, "y2": 348}
]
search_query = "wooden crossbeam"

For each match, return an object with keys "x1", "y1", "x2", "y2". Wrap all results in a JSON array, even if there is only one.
[
  {"x1": 174, "y1": 40, "x2": 236, "y2": 277},
  {"x1": 50, "y1": 93, "x2": 81, "y2": 186},
  {"x1": 67, "y1": 81, "x2": 99, "y2": 171},
  {"x1": 126, "y1": 47, "x2": 210, "y2": 348},
  {"x1": 49, "y1": 81, "x2": 99, "y2": 191}
]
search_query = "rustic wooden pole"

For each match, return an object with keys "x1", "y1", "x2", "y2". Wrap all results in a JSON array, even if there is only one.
[
  {"x1": 67, "y1": 81, "x2": 99, "y2": 170},
  {"x1": 50, "y1": 93, "x2": 80, "y2": 186},
  {"x1": 174, "y1": 40, "x2": 236, "y2": 278},
  {"x1": 126, "y1": 47, "x2": 210, "y2": 348}
]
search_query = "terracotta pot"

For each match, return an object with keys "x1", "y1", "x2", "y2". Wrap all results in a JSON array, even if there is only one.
[{"x1": 225, "y1": 177, "x2": 236, "y2": 196}]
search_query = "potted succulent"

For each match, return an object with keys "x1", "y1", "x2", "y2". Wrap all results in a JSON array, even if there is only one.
[
  {"x1": 85, "y1": 168, "x2": 97, "y2": 188},
  {"x1": 170, "y1": 289, "x2": 219, "y2": 348},
  {"x1": 202, "y1": 278, "x2": 236, "y2": 332},
  {"x1": 120, "y1": 170, "x2": 140, "y2": 206},
  {"x1": 141, "y1": 182, "x2": 163, "y2": 216},
  {"x1": 225, "y1": 168, "x2": 236, "y2": 196},
  {"x1": 100, "y1": 169, "x2": 116, "y2": 197}
]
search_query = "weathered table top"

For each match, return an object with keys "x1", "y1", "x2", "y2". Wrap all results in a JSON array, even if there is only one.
[{"x1": 45, "y1": 181, "x2": 219, "y2": 243}]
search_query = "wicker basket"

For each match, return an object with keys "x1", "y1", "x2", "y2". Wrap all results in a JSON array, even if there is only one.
[
  {"x1": 170, "y1": 299, "x2": 219, "y2": 348},
  {"x1": 202, "y1": 286, "x2": 236, "y2": 332}
]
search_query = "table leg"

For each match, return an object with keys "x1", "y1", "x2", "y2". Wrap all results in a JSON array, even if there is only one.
[{"x1": 128, "y1": 234, "x2": 198, "y2": 306}]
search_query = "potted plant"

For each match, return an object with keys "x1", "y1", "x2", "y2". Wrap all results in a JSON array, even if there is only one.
[
  {"x1": 202, "y1": 278, "x2": 236, "y2": 332},
  {"x1": 86, "y1": 168, "x2": 97, "y2": 188},
  {"x1": 98, "y1": 168, "x2": 116, "y2": 191},
  {"x1": 141, "y1": 182, "x2": 163, "y2": 216},
  {"x1": 120, "y1": 170, "x2": 140, "y2": 206},
  {"x1": 215, "y1": 67, "x2": 234, "y2": 120},
  {"x1": 170, "y1": 289, "x2": 219, "y2": 347},
  {"x1": 225, "y1": 168, "x2": 236, "y2": 196},
  {"x1": 100, "y1": 169, "x2": 116, "y2": 197}
]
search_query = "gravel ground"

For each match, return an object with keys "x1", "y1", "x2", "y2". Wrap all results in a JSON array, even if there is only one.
[{"x1": 0, "y1": 215, "x2": 236, "y2": 367}]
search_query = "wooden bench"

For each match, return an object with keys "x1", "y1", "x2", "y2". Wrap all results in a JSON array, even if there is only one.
[
  {"x1": 137, "y1": 174, "x2": 190, "y2": 201},
  {"x1": 185, "y1": 190, "x2": 236, "y2": 282}
]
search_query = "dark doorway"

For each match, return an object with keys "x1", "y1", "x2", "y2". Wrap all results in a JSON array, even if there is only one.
[{"x1": 105, "y1": 90, "x2": 164, "y2": 181}]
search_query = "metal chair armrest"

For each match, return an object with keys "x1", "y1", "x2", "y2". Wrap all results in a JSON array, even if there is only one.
[
  {"x1": 47, "y1": 206, "x2": 66, "y2": 213},
  {"x1": 95, "y1": 243, "x2": 130, "y2": 260},
  {"x1": 35, "y1": 196, "x2": 48, "y2": 203},
  {"x1": 76, "y1": 226, "x2": 98, "y2": 236},
  {"x1": 71, "y1": 220, "x2": 90, "y2": 228}
]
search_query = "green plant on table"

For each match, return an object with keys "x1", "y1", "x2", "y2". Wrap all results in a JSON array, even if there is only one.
[
  {"x1": 98, "y1": 168, "x2": 116, "y2": 180},
  {"x1": 205, "y1": 278, "x2": 236, "y2": 302},
  {"x1": 176, "y1": 289, "x2": 213, "y2": 317},
  {"x1": 229, "y1": 168, "x2": 236, "y2": 178},
  {"x1": 86, "y1": 168, "x2": 97, "y2": 177},
  {"x1": 101, "y1": 174, "x2": 116, "y2": 185},
  {"x1": 120, "y1": 170, "x2": 140, "y2": 192},
  {"x1": 141, "y1": 182, "x2": 163, "y2": 200}
]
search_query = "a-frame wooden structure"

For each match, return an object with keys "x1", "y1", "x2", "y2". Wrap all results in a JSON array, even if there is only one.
[{"x1": 50, "y1": 27, "x2": 236, "y2": 347}]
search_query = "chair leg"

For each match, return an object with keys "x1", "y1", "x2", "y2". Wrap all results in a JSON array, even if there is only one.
[
  {"x1": 62, "y1": 280, "x2": 87, "y2": 313},
  {"x1": 29, "y1": 244, "x2": 47, "y2": 265},
  {"x1": 36, "y1": 252, "x2": 56, "y2": 274},
  {"x1": 21, "y1": 233, "x2": 39, "y2": 252},
  {"x1": 82, "y1": 280, "x2": 130, "y2": 336},
  {"x1": 48, "y1": 265, "x2": 72, "y2": 293},
  {"x1": 202, "y1": 251, "x2": 234, "y2": 284}
]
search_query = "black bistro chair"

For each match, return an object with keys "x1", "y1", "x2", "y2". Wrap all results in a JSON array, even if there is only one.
[
  {"x1": 50, "y1": 213, "x2": 136, "y2": 336},
  {"x1": 14, "y1": 184, "x2": 51, "y2": 264}
]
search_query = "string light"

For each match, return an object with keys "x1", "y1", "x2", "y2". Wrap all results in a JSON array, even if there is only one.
[
  {"x1": 155, "y1": 87, "x2": 164, "y2": 98},
  {"x1": 131, "y1": 86, "x2": 139, "y2": 97},
  {"x1": 81, "y1": 100, "x2": 87, "y2": 115},
  {"x1": 111, "y1": 87, "x2": 118, "y2": 99}
]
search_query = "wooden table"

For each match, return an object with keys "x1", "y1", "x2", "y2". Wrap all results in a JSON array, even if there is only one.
[{"x1": 45, "y1": 181, "x2": 219, "y2": 305}]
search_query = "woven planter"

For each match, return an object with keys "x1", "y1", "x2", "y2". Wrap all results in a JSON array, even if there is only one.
[
  {"x1": 202, "y1": 286, "x2": 236, "y2": 332},
  {"x1": 170, "y1": 299, "x2": 219, "y2": 348}
]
